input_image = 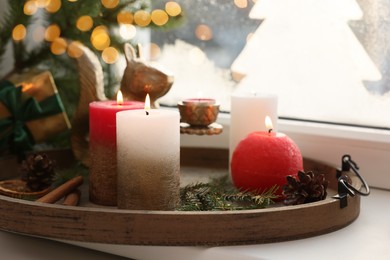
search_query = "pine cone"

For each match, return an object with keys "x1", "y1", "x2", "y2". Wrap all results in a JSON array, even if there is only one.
[
  {"x1": 283, "y1": 170, "x2": 329, "y2": 205},
  {"x1": 21, "y1": 153, "x2": 55, "y2": 191}
]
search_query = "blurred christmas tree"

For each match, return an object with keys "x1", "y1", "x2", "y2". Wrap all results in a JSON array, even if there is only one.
[{"x1": 0, "y1": 0, "x2": 183, "y2": 118}]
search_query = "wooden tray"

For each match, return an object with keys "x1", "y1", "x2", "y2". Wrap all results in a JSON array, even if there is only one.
[{"x1": 0, "y1": 148, "x2": 361, "y2": 246}]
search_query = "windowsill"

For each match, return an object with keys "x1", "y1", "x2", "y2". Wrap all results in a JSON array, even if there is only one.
[{"x1": 181, "y1": 112, "x2": 390, "y2": 190}]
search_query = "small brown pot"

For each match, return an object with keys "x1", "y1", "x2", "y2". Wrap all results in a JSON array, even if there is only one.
[{"x1": 0, "y1": 179, "x2": 51, "y2": 200}]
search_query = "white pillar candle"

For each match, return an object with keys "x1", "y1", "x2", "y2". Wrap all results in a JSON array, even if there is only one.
[
  {"x1": 229, "y1": 92, "x2": 278, "y2": 167},
  {"x1": 116, "y1": 108, "x2": 180, "y2": 210}
]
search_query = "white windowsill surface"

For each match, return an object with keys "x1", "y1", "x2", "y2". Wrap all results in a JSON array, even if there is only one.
[{"x1": 0, "y1": 114, "x2": 389, "y2": 259}]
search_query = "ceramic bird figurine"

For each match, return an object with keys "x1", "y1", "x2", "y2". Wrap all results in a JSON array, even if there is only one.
[{"x1": 120, "y1": 43, "x2": 174, "y2": 107}]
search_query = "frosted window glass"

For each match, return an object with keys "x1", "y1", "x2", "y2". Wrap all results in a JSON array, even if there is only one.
[{"x1": 154, "y1": 0, "x2": 390, "y2": 129}]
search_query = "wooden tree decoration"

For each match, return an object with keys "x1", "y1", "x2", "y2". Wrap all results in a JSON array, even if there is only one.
[{"x1": 71, "y1": 43, "x2": 107, "y2": 166}]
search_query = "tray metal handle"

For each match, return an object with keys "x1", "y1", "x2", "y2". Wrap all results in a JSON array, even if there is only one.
[{"x1": 333, "y1": 154, "x2": 370, "y2": 208}]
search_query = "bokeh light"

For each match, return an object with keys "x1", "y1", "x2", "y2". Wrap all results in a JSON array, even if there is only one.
[
  {"x1": 195, "y1": 24, "x2": 213, "y2": 41},
  {"x1": 67, "y1": 41, "x2": 84, "y2": 58},
  {"x1": 134, "y1": 10, "x2": 151, "y2": 27},
  {"x1": 102, "y1": 47, "x2": 119, "y2": 64},
  {"x1": 68, "y1": 0, "x2": 78, "y2": 2},
  {"x1": 45, "y1": 24, "x2": 61, "y2": 42},
  {"x1": 76, "y1": 16, "x2": 93, "y2": 31},
  {"x1": 234, "y1": 0, "x2": 248, "y2": 8},
  {"x1": 165, "y1": 2, "x2": 181, "y2": 17},
  {"x1": 12, "y1": 24, "x2": 27, "y2": 41},
  {"x1": 151, "y1": 10, "x2": 169, "y2": 26},
  {"x1": 119, "y1": 24, "x2": 137, "y2": 40},
  {"x1": 117, "y1": 11, "x2": 133, "y2": 24},
  {"x1": 91, "y1": 25, "x2": 108, "y2": 36},
  {"x1": 91, "y1": 25, "x2": 110, "y2": 50},
  {"x1": 101, "y1": 0, "x2": 119, "y2": 9},
  {"x1": 24, "y1": 1, "x2": 38, "y2": 16},
  {"x1": 45, "y1": 0, "x2": 62, "y2": 13},
  {"x1": 36, "y1": 0, "x2": 50, "y2": 8},
  {"x1": 50, "y1": 37, "x2": 67, "y2": 55}
]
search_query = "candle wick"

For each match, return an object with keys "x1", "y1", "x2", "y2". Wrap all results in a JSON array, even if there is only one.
[
  {"x1": 146, "y1": 111, "x2": 149, "y2": 116},
  {"x1": 268, "y1": 128, "x2": 273, "y2": 134}
]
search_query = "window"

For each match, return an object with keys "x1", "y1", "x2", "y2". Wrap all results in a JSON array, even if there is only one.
[{"x1": 153, "y1": 0, "x2": 390, "y2": 130}]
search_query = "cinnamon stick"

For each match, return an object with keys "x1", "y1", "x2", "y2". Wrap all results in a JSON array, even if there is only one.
[
  {"x1": 36, "y1": 176, "x2": 84, "y2": 204},
  {"x1": 62, "y1": 189, "x2": 81, "y2": 206}
]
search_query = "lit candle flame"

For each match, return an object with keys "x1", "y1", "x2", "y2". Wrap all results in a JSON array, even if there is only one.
[
  {"x1": 265, "y1": 116, "x2": 273, "y2": 133},
  {"x1": 145, "y1": 93, "x2": 151, "y2": 115},
  {"x1": 117, "y1": 90, "x2": 124, "y2": 105}
]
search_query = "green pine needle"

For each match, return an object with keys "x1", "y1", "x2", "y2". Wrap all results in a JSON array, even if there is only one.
[{"x1": 179, "y1": 175, "x2": 279, "y2": 211}]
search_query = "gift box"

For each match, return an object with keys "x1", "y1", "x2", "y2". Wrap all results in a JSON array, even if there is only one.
[{"x1": 0, "y1": 70, "x2": 71, "y2": 153}]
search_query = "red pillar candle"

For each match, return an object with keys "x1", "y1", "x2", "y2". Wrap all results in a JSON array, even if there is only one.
[
  {"x1": 230, "y1": 116, "x2": 303, "y2": 198},
  {"x1": 89, "y1": 92, "x2": 144, "y2": 206}
]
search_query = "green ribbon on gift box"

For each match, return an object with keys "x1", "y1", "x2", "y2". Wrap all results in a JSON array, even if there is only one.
[{"x1": 0, "y1": 80, "x2": 64, "y2": 153}]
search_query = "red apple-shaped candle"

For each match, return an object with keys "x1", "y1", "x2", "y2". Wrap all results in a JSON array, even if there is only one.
[{"x1": 231, "y1": 116, "x2": 303, "y2": 197}]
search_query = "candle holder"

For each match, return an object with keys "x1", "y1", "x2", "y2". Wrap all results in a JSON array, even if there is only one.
[{"x1": 177, "y1": 100, "x2": 223, "y2": 135}]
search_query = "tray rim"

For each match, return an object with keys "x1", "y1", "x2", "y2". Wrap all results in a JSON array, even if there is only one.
[{"x1": 0, "y1": 189, "x2": 343, "y2": 214}]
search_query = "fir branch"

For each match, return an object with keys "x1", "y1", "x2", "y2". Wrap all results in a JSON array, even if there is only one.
[
  {"x1": 224, "y1": 185, "x2": 279, "y2": 210},
  {"x1": 11, "y1": 44, "x2": 53, "y2": 75},
  {"x1": 0, "y1": 0, "x2": 33, "y2": 73},
  {"x1": 179, "y1": 175, "x2": 278, "y2": 211},
  {"x1": 1, "y1": 0, "x2": 184, "y2": 109}
]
